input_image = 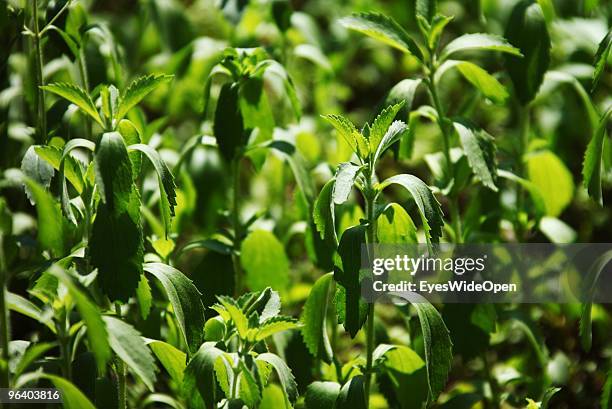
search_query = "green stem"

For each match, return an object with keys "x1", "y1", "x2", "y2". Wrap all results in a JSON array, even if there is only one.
[
  {"x1": 231, "y1": 156, "x2": 243, "y2": 297},
  {"x1": 115, "y1": 303, "x2": 127, "y2": 409},
  {"x1": 483, "y1": 353, "x2": 500, "y2": 409},
  {"x1": 32, "y1": 0, "x2": 47, "y2": 144},
  {"x1": 77, "y1": 48, "x2": 92, "y2": 141},
  {"x1": 363, "y1": 169, "x2": 377, "y2": 409},
  {"x1": 0, "y1": 235, "x2": 10, "y2": 388},
  {"x1": 515, "y1": 105, "x2": 530, "y2": 241},
  {"x1": 450, "y1": 196, "x2": 463, "y2": 244},
  {"x1": 426, "y1": 65, "x2": 463, "y2": 243},
  {"x1": 59, "y1": 327, "x2": 72, "y2": 381},
  {"x1": 231, "y1": 364, "x2": 240, "y2": 399}
]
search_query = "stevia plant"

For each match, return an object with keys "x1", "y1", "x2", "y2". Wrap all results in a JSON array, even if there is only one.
[
  {"x1": 339, "y1": 5, "x2": 524, "y2": 243},
  {"x1": 0, "y1": 0, "x2": 611, "y2": 408},
  {"x1": 297, "y1": 103, "x2": 451, "y2": 409},
  {"x1": 184, "y1": 287, "x2": 301, "y2": 408},
  {"x1": 177, "y1": 46, "x2": 309, "y2": 300}
]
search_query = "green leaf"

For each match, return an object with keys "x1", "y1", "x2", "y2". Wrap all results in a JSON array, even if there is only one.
[
  {"x1": 257, "y1": 353, "x2": 299, "y2": 404},
  {"x1": 504, "y1": 1, "x2": 550, "y2": 105},
  {"x1": 592, "y1": 29, "x2": 611, "y2": 93},
  {"x1": 314, "y1": 179, "x2": 338, "y2": 247},
  {"x1": 536, "y1": 0, "x2": 556, "y2": 24},
  {"x1": 144, "y1": 263, "x2": 206, "y2": 355},
  {"x1": 440, "y1": 33, "x2": 522, "y2": 61},
  {"x1": 101, "y1": 84, "x2": 120, "y2": 123},
  {"x1": 539, "y1": 216, "x2": 576, "y2": 243},
  {"x1": 7, "y1": 292, "x2": 54, "y2": 332},
  {"x1": 323, "y1": 114, "x2": 369, "y2": 159},
  {"x1": 117, "y1": 119, "x2": 143, "y2": 178},
  {"x1": 427, "y1": 14, "x2": 453, "y2": 49},
  {"x1": 385, "y1": 79, "x2": 422, "y2": 116},
  {"x1": 262, "y1": 60, "x2": 302, "y2": 121},
  {"x1": 265, "y1": 140, "x2": 316, "y2": 204},
  {"x1": 240, "y1": 76, "x2": 275, "y2": 170},
  {"x1": 498, "y1": 170, "x2": 546, "y2": 217},
  {"x1": 103, "y1": 316, "x2": 157, "y2": 391},
  {"x1": 369, "y1": 102, "x2": 405, "y2": 154},
  {"x1": 146, "y1": 339, "x2": 187, "y2": 385},
  {"x1": 94, "y1": 132, "x2": 133, "y2": 212},
  {"x1": 379, "y1": 175, "x2": 444, "y2": 244},
  {"x1": 527, "y1": 149, "x2": 574, "y2": 217},
  {"x1": 377, "y1": 203, "x2": 418, "y2": 244},
  {"x1": 261, "y1": 384, "x2": 290, "y2": 409},
  {"x1": 336, "y1": 375, "x2": 366, "y2": 409},
  {"x1": 34, "y1": 145, "x2": 85, "y2": 193},
  {"x1": 214, "y1": 353, "x2": 233, "y2": 397},
  {"x1": 377, "y1": 344, "x2": 428, "y2": 409},
  {"x1": 333, "y1": 163, "x2": 361, "y2": 205},
  {"x1": 579, "y1": 250, "x2": 612, "y2": 352},
  {"x1": 31, "y1": 374, "x2": 96, "y2": 409},
  {"x1": 216, "y1": 296, "x2": 249, "y2": 339},
  {"x1": 539, "y1": 71, "x2": 599, "y2": 129},
  {"x1": 305, "y1": 381, "x2": 341, "y2": 409},
  {"x1": 90, "y1": 132, "x2": 143, "y2": 302},
  {"x1": 254, "y1": 316, "x2": 301, "y2": 341},
  {"x1": 340, "y1": 12, "x2": 423, "y2": 61},
  {"x1": 182, "y1": 343, "x2": 225, "y2": 409},
  {"x1": 49, "y1": 266, "x2": 111, "y2": 373},
  {"x1": 33, "y1": 144, "x2": 86, "y2": 224},
  {"x1": 129, "y1": 144, "x2": 177, "y2": 237},
  {"x1": 583, "y1": 107, "x2": 612, "y2": 205},
  {"x1": 373, "y1": 120, "x2": 408, "y2": 167},
  {"x1": 12, "y1": 342, "x2": 56, "y2": 379},
  {"x1": 136, "y1": 274, "x2": 152, "y2": 320},
  {"x1": 22, "y1": 177, "x2": 66, "y2": 257},
  {"x1": 334, "y1": 224, "x2": 368, "y2": 338},
  {"x1": 42, "y1": 83, "x2": 104, "y2": 126},
  {"x1": 238, "y1": 360, "x2": 262, "y2": 407},
  {"x1": 241, "y1": 230, "x2": 290, "y2": 291},
  {"x1": 439, "y1": 60, "x2": 509, "y2": 104},
  {"x1": 115, "y1": 74, "x2": 173, "y2": 120},
  {"x1": 294, "y1": 44, "x2": 333, "y2": 72},
  {"x1": 214, "y1": 82, "x2": 245, "y2": 162},
  {"x1": 301, "y1": 272, "x2": 334, "y2": 363},
  {"x1": 416, "y1": 0, "x2": 437, "y2": 23},
  {"x1": 453, "y1": 120, "x2": 498, "y2": 191},
  {"x1": 540, "y1": 387, "x2": 561, "y2": 409},
  {"x1": 21, "y1": 145, "x2": 54, "y2": 203},
  {"x1": 392, "y1": 292, "x2": 452, "y2": 401}
]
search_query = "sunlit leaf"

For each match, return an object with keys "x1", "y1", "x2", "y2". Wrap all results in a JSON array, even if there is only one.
[
  {"x1": 241, "y1": 230, "x2": 290, "y2": 291},
  {"x1": 115, "y1": 74, "x2": 173, "y2": 120},
  {"x1": 42, "y1": 83, "x2": 104, "y2": 126},
  {"x1": 301, "y1": 272, "x2": 334, "y2": 363},
  {"x1": 340, "y1": 12, "x2": 424, "y2": 61},
  {"x1": 144, "y1": 263, "x2": 206, "y2": 355}
]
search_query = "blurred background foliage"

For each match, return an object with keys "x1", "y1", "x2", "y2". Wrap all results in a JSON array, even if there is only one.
[{"x1": 0, "y1": 0, "x2": 611, "y2": 408}]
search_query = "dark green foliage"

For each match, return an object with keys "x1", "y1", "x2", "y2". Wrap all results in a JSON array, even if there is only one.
[{"x1": 504, "y1": 1, "x2": 551, "y2": 104}]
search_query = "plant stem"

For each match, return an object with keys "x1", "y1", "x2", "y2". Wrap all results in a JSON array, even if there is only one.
[
  {"x1": 77, "y1": 48, "x2": 92, "y2": 141},
  {"x1": 363, "y1": 168, "x2": 377, "y2": 409},
  {"x1": 0, "y1": 235, "x2": 10, "y2": 388},
  {"x1": 115, "y1": 303, "x2": 127, "y2": 409},
  {"x1": 58, "y1": 325, "x2": 72, "y2": 381},
  {"x1": 231, "y1": 156, "x2": 243, "y2": 297},
  {"x1": 230, "y1": 364, "x2": 240, "y2": 399},
  {"x1": 515, "y1": 105, "x2": 530, "y2": 241},
  {"x1": 483, "y1": 353, "x2": 500, "y2": 409},
  {"x1": 426, "y1": 65, "x2": 463, "y2": 243},
  {"x1": 32, "y1": 0, "x2": 47, "y2": 144}
]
